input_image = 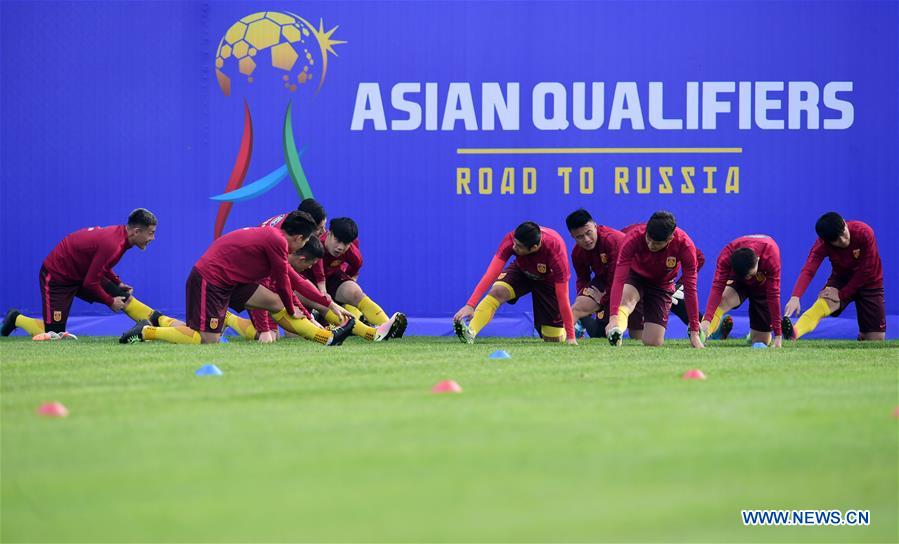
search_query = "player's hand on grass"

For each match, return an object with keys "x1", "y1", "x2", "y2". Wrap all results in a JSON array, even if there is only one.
[
  {"x1": 784, "y1": 296, "x2": 801, "y2": 317},
  {"x1": 258, "y1": 331, "x2": 278, "y2": 343},
  {"x1": 453, "y1": 305, "x2": 474, "y2": 323},
  {"x1": 772, "y1": 335, "x2": 783, "y2": 348},
  {"x1": 689, "y1": 331, "x2": 704, "y2": 349},
  {"x1": 567, "y1": 337, "x2": 578, "y2": 346},
  {"x1": 110, "y1": 296, "x2": 127, "y2": 312},
  {"x1": 699, "y1": 319, "x2": 711, "y2": 336}
]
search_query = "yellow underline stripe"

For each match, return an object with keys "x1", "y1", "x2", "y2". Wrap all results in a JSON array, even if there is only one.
[{"x1": 456, "y1": 147, "x2": 743, "y2": 155}]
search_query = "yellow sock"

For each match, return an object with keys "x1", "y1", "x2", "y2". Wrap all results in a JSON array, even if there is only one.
[
  {"x1": 225, "y1": 312, "x2": 257, "y2": 340},
  {"x1": 343, "y1": 304, "x2": 363, "y2": 319},
  {"x1": 357, "y1": 296, "x2": 388, "y2": 326},
  {"x1": 326, "y1": 310, "x2": 376, "y2": 341},
  {"x1": 470, "y1": 295, "x2": 501, "y2": 336},
  {"x1": 617, "y1": 307, "x2": 631, "y2": 331},
  {"x1": 15, "y1": 314, "x2": 45, "y2": 335},
  {"x1": 157, "y1": 315, "x2": 178, "y2": 327},
  {"x1": 540, "y1": 325, "x2": 566, "y2": 343},
  {"x1": 124, "y1": 297, "x2": 154, "y2": 322},
  {"x1": 272, "y1": 309, "x2": 332, "y2": 345},
  {"x1": 794, "y1": 298, "x2": 833, "y2": 338},
  {"x1": 143, "y1": 325, "x2": 201, "y2": 344},
  {"x1": 708, "y1": 308, "x2": 724, "y2": 334}
]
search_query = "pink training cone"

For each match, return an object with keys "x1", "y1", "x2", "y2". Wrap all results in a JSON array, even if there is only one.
[
  {"x1": 682, "y1": 369, "x2": 707, "y2": 380},
  {"x1": 36, "y1": 402, "x2": 69, "y2": 417},
  {"x1": 431, "y1": 380, "x2": 463, "y2": 394}
]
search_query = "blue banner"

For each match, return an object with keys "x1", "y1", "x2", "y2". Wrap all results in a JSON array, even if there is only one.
[{"x1": 1, "y1": 1, "x2": 896, "y2": 335}]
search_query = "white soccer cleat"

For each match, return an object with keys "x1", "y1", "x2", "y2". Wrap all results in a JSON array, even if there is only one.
[
  {"x1": 59, "y1": 331, "x2": 78, "y2": 340},
  {"x1": 374, "y1": 314, "x2": 398, "y2": 342}
]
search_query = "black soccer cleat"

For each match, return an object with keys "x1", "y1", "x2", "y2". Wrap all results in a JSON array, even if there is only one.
[
  {"x1": 387, "y1": 312, "x2": 407, "y2": 339},
  {"x1": 119, "y1": 319, "x2": 150, "y2": 344},
  {"x1": 148, "y1": 310, "x2": 163, "y2": 327},
  {"x1": 781, "y1": 315, "x2": 796, "y2": 340},
  {"x1": 607, "y1": 326, "x2": 623, "y2": 347},
  {"x1": 328, "y1": 317, "x2": 356, "y2": 346},
  {"x1": 1, "y1": 309, "x2": 21, "y2": 337}
]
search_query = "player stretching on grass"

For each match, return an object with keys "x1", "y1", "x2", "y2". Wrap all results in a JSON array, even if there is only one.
[
  {"x1": 566, "y1": 209, "x2": 624, "y2": 339},
  {"x1": 2, "y1": 209, "x2": 182, "y2": 339},
  {"x1": 783, "y1": 212, "x2": 885, "y2": 341},
  {"x1": 453, "y1": 221, "x2": 577, "y2": 344},
  {"x1": 605, "y1": 211, "x2": 704, "y2": 348},
  {"x1": 700, "y1": 235, "x2": 783, "y2": 348},
  {"x1": 118, "y1": 211, "x2": 355, "y2": 346}
]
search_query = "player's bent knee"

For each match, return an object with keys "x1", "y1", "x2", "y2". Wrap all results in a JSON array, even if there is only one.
[
  {"x1": 489, "y1": 282, "x2": 514, "y2": 303},
  {"x1": 199, "y1": 332, "x2": 221, "y2": 344}
]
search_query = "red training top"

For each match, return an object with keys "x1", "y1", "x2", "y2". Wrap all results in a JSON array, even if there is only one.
[
  {"x1": 194, "y1": 227, "x2": 296, "y2": 315},
  {"x1": 466, "y1": 227, "x2": 575, "y2": 339},
  {"x1": 571, "y1": 225, "x2": 625, "y2": 308},
  {"x1": 42, "y1": 225, "x2": 132, "y2": 306},
  {"x1": 704, "y1": 235, "x2": 782, "y2": 336},
  {"x1": 791, "y1": 220, "x2": 883, "y2": 303},
  {"x1": 610, "y1": 224, "x2": 701, "y2": 331}
]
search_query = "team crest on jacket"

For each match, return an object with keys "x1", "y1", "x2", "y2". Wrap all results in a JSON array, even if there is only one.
[
  {"x1": 853, "y1": 249, "x2": 861, "y2": 259},
  {"x1": 330, "y1": 260, "x2": 342, "y2": 268},
  {"x1": 600, "y1": 253, "x2": 608, "y2": 264},
  {"x1": 537, "y1": 263, "x2": 547, "y2": 274},
  {"x1": 209, "y1": 318, "x2": 219, "y2": 329},
  {"x1": 665, "y1": 256, "x2": 677, "y2": 268},
  {"x1": 53, "y1": 310, "x2": 62, "y2": 322}
]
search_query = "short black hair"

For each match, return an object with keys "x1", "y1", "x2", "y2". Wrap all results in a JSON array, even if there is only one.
[
  {"x1": 730, "y1": 247, "x2": 759, "y2": 277},
  {"x1": 815, "y1": 212, "x2": 845, "y2": 242},
  {"x1": 295, "y1": 234, "x2": 324, "y2": 259},
  {"x1": 514, "y1": 221, "x2": 542, "y2": 248},
  {"x1": 298, "y1": 198, "x2": 326, "y2": 225},
  {"x1": 280, "y1": 210, "x2": 316, "y2": 237},
  {"x1": 127, "y1": 208, "x2": 157, "y2": 228},
  {"x1": 646, "y1": 211, "x2": 676, "y2": 242},
  {"x1": 329, "y1": 217, "x2": 358, "y2": 244},
  {"x1": 565, "y1": 209, "x2": 593, "y2": 232}
]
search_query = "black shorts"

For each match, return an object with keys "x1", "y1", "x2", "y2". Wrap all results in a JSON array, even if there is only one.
[
  {"x1": 625, "y1": 271, "x2": 674, "y2": 330},
  {"x1": 496, "y1": 265, "x2": 564, "y2": 335},
  {"x1": 39, "y1": 266, "x2": 129, "y2": 332},
  {"x1": 185, "y1": 268, "x2": 258, "y2": 333}
]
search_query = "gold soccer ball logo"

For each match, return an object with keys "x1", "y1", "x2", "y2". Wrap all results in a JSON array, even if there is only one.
[{"x1": 215, "y1": 11, "x2": 344, "y2": 96}]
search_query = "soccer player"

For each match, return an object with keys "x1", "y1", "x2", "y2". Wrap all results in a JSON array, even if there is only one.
[
  {"x1": 453, "y1": 221, "x2": 577, "y2": 344},
  {"x1": 236, "y1": 236, "x2": 396, "y2": 343},
  {"x1": 1, "y1": 209, "x2": 181, "y2": 339},
  {"x1": 700, "y1": 235, "x2": 783, "y2": 348},
  {"x1": 605, "y1": 211, "x2": 704, "y2": 348},
  {"x1": 254, "y1": 209, "x2": 405, "y2": 341},
  {"x1": 119, "y1": 211, "x2": 355, "y2": 346},
  {"x1": 784, "y1": 212, "x2": 885, "y2": 341},
  {"x1": 566, "y1": 209, "x2": 624, "y2": 339},
  {"x1": 312, "y1": 217, "x2": 407, "y2": 338}
]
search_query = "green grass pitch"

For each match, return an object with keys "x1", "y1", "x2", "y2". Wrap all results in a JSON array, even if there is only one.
[{"x1": 1, "y1": 336, "x2": 897, "y2": 542}]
